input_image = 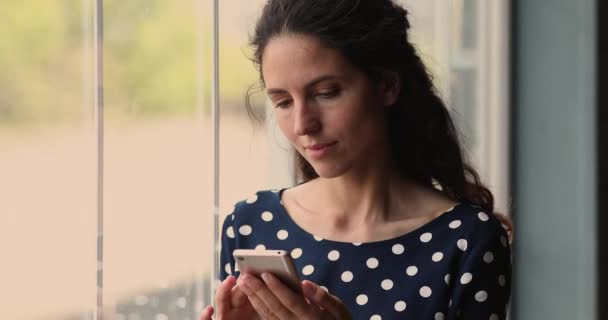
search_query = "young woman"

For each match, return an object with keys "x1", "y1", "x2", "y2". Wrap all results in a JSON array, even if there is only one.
[{"x1": 201, "y1": 0, "x2": 511, "y2": 319}]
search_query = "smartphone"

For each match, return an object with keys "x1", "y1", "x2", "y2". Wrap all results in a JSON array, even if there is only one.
[{"x1": 233, "y1": 249, "x2": 301, "y2": 293}]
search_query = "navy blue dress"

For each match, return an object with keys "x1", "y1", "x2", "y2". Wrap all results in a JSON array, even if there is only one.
[{"x1": 220, "y1": 189, "x2": 511, "y2": 320}]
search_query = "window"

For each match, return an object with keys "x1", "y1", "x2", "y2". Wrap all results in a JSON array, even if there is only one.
[{"x1": 0, "y1": 1, "x2": 510, "y2": 318}]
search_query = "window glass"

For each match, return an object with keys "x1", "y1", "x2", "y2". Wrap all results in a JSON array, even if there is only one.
[
  {"x1": 0, "y1": 1, "x2": 96, "y2": 319},
  {"x1": 0, "y1": 1, "x2": 510, "y2": 318},
  {"x1": 102, "y1": 0, "x2": 212, "y2": 318},
  {"x1": 401, "y1": 0, "x2": 510, "y2": 212},
  {"x1": 218, "y1": 0, "x2": 293, "y2": 220}
]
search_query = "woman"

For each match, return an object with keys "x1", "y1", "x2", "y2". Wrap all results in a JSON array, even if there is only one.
[{"x1": 201, "y1": 0, "x2": 511, "y2": 319}]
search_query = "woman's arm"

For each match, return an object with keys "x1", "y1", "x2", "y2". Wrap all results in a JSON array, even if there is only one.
[{"x1": 448, "y1": 215, "x2": 512, "y2": 320}]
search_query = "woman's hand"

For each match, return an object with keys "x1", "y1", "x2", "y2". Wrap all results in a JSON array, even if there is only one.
[
  {"x1": 199, "y1": 275, "x2": 261, "y2": 320},
  {"x1": 238, "y1": 272, "x2": 352, "y2": 320}
]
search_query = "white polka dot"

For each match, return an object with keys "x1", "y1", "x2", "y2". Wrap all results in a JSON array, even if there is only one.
[
  {"x1": 498, "y1": 274, "x2": 506, "y2": 287},
  {"x1": 353, "y1": 242, "x2": 362, "y2": 246},
  {"x1": 478, "y1": 211, "x2": 489, "y2": 221},
  {"x1": 230, "y1": 214, "x2": 235, "y2": 221},
  {"x1": 328, "y1": 250, "x2": 340, "y2": 261},
  {"x1": 277, "y1": 230, "x2": 289, "y2": 240},
  {"x1": 234, "y1": 262, "x2": 240, "y2": 272},
  {"x1": 475, "y1": 290, "x2": 488, "y2": 302},
  {"x1": 224, "y1": 263, "x2": 231, "y2": 275},
  {"x1": 449, "y1": 220, "x2": 462, "y2": 229},
  {"x1": 291, "y1": 248, "x2": 302, "y2": 259},
  {"x1": 381, "y1": 279, "x2": 394, "y2": 290},
  {"x1": 449, "y1": 299, "x2": 452, "y2": 306},
  {"x1": 155, "y1": 314, "x2": 168, "y2": 320},
  {"x1": 500, "y1": 235, "x2": 508, "y2": 247},
  {"x1": 370, "y1": 315, "x2": 381, "y2": 320},
  {"x1": 246, "y1": 194, "x2": 258, "y2": 204},
  {"x1": 432, "y1": 252, "x2": 444, "y2": 262},
  {"x1": 435, "y1": 312, "x2": 445, "y2": 320},
  {"x1": 226, "y1": 226, "x2": 235, "y2": 238},
  {"x1": 490, "y1": 314, "x2": 499, "y2": 320},
  {"x1": 313, "y1": 235, "x2": 323, "y2": 241},
  {"x1": 444, "y1": 274, "x2": 451, "y2": 285},
  {"x1": 420, "y1": 232, "x2": 433, "y2": 242},
  {"x1": 302, "y1": 265, "x2": 314, "y2": 275},
  {"x1": 419, "y1": 286, "x2": 432, "y2": 298},
  {"x1": 356, "y1": 294, "x2": 368, "y2": 305},
  {"x1": 457, "y1": 239, "x2": 468, "y2": 251},
  {"x1": 460, "y1": 272, "x2": 473, "y2": 284},
  {"x1": 261, "y1": 211, "x2": 273, "y2": 222},
  {"x1": 392, "y1": 244, "x2": 405, "y2": 254},
  {"x1": 255, "y1": 244, "x2": 266, "y2": 250},
  {"x1": 483, "y1": 251, "x2": 494, "y2": 263},
  {"x1": 394, "y1": 300, "x2": 406, "y2": 312},
  {"x1": 366, "y1": 258, "x2": 379, "y2": 269},
  {"x1": 406, "y1": 266, "x2": 418, "y2": 276},
  {"x1": 341, "y1": 271, "x2": 354, "y2": 282},
  {"x1": 238, "y1": 225, "x2": 252, "y2": 236}
]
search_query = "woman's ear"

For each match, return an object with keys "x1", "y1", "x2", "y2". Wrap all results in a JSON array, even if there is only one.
[{"x1": 379, "y1": 70, "x2": 401, "y2": 107}]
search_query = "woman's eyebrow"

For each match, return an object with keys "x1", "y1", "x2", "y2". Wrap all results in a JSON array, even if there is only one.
[{"x1": 266, "y1": 75, "x2": 341, "y2": 95}]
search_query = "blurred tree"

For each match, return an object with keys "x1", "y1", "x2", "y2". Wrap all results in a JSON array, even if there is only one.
[{"x1": 0, "y1": 0, "x2": 260, "y2": 127}]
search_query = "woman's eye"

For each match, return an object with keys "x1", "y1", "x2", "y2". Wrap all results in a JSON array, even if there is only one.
[
  {"x1": 275, "y1": 99, "x2": 292, "y2": 109},
  {"x1": 316, "y1": 89, "x2": 339, "y2": 99}
]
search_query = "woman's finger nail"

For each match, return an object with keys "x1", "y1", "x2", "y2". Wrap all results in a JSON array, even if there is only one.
[
  {"x1": 201, "y1": 305, "x2": 213, "y2": 317},
  {"x1": 261, "y1": 272, "x2": 271, "y2": 283},
  {"x1": 301, "y1": 282, "x2": 314, "y2": 296}
]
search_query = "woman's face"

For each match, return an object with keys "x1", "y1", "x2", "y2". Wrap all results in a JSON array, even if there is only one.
[{"x1": 261, "y1": 35, "x2": 397, "y2": 178}]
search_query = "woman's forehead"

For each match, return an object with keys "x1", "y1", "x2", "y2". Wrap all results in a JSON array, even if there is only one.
[{"x1": 261, "y1": 35, "x2": 353, "y2": 88}]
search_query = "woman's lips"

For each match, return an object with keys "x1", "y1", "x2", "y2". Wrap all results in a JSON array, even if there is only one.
[{"x1": 305, "y1": 141, "x2": 337, "y2": 159}]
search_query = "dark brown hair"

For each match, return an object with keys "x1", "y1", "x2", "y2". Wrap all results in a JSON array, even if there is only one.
[{"x1": 247, "y1": 0, "x2": 511, "y2": 233}]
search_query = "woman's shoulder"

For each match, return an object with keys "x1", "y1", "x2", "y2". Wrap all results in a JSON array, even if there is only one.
[
  {"x1": 224, "y1": 189, "x2": 283, "y2": 224},
  {"x1": 446, "y1": 203, "x2": 511, "y2": 250}
]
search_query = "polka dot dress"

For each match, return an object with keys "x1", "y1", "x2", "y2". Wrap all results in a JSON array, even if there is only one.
[{"x1": 220, "y1": 190, "x2": 512, "y2": 320}]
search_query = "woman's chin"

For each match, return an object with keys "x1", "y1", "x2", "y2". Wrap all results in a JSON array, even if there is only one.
[{"x1": 309, "y1": 163, "x2": 349, "y2": 179}]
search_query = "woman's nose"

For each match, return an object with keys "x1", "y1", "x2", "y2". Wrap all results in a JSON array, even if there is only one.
[{"x1": 293, "y1": 101, "x2": 321, "y2": 136}]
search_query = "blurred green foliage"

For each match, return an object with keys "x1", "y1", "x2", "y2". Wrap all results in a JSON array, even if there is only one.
[{"x1": 0, "y1": 0, "x2": 259, "y2": 127}]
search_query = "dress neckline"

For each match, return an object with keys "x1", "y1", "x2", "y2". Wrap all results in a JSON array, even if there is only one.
[{"x1": 272, "y1": 188, "x2": 462, "y2": 247}]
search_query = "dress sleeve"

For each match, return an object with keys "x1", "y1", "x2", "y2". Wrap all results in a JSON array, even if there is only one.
[
  {"x1": 449, "y1": 218, "x2": 512, "y2": 320},
  {"x1": 219, "y1": 213, "x2": 238, "y2": 281}
]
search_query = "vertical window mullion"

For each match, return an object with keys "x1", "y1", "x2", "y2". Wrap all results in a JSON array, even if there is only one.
[
  {"x1": 211, "y1": 0, "x2": 221, "y2": 306},
  {"x1": 94, "y1": 0, "x2": 104, "y2": 319}
]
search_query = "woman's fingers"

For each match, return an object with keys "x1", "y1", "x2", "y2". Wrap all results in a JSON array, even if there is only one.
[
  {"x1": 238, "y1": 273, "x2": 295, "y2": 320},
  {"x1": 302, "y1": 280, "x2": 351, "y2": 320},
  {"x1": 261, "y1": 273, "x2": 311, "y2": 317},
  {"x1": 215, "y1": 276, "x2": 236, "y2": 315},
  {"x1": 199, "y1": 305, "x2": 214, "y2": 320},
  {"x1": 230, "y1": 284, "x2": 249, "y2": 308}
]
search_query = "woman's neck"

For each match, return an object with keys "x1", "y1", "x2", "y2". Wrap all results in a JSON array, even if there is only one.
[{"x1": 303, "y1": 166, "x2": 425, "y2": 225}]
